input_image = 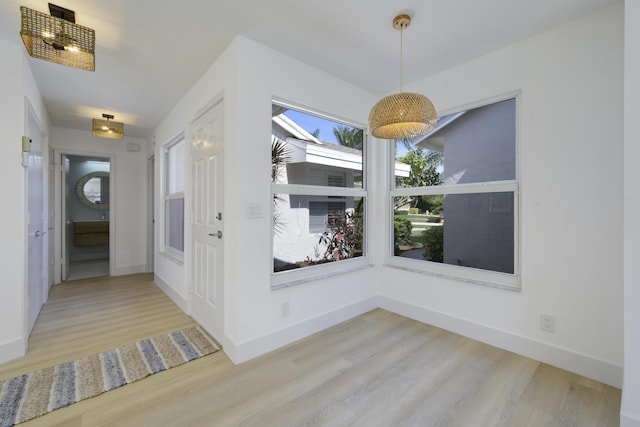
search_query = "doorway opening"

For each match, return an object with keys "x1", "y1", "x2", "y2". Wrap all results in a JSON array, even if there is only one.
[{"x1": 63, "y1": 155, "x2": 111, "y2": 281}]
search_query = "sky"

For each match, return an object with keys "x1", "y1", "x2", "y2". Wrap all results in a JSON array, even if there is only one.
[{"x1": 283, "y1": 109, "x2": 344, "y2": 145}]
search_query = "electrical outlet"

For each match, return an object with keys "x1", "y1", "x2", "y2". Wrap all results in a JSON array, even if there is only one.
[
  {"x1": 281, "y1": 301, "x2": 290, "y2": 318},
  {"x1": 540, "y1": 313, "x2": 555, "y2": 333}
]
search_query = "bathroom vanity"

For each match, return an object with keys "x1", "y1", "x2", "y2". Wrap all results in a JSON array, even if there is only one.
[{"x1": 73, "y1": 221, "x2": 109, "y2": 246}]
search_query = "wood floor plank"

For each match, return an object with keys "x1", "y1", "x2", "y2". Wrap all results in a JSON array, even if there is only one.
[{"x1": 0, "y1": 274, "x2": 621, "y2": 426}]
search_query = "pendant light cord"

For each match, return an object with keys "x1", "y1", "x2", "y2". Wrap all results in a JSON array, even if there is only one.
[{"x1": 399, "y1": 27, "x2": 403, "y2": 93}]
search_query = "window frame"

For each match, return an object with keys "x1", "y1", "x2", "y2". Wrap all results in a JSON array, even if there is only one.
[
  {"x1": 271, "y1": 99, "x2": 369, "y2": 288},
  {"x1": 387, "y1": 92, "x2": 521, "y2": 290},
  {"x1": 162, "y1": 132, "x2": 186, "y2": 258}
]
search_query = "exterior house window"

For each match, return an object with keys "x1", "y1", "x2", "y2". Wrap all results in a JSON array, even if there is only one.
[
  {"x1": 271, "y1": 101, "x2": 366, "y2": 279},
  {"x1": 390, "y1": 96, "x2": 519, "y2": 288},
  {"x1": 309, "y1": 170, "x2": 346, "y2": 233},
  {"x1": 164, "y1": 134, "x2": 185, "y2": 254}
]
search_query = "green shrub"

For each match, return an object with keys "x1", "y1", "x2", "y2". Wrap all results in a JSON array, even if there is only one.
[
  {"x1": 427, "y1": 215, "x2": 441, "y2": 223},
  {"x1": 409, "y1": 207, "x2": 419, "y2": 214},
  {"x1": 395, "y1": 210, "x2": 409, "y2": 216},
  {"x1": 393, "y1": 216, "x2": 413, "y2": 253},
  {"x1": 422, "y1": 226, "x2": 444, "y2": 262}
]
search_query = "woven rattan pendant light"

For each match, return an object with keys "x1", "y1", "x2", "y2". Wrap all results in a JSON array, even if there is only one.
[
  {"x1": 92, "y1": 114, "x2": 124, "y2": 139},
  {"x1": 20, "y1": 3, "x2": 95, "y2": 72},
  {"x1": 369, "y1": 15, "x2": 436, "y2": 140}
]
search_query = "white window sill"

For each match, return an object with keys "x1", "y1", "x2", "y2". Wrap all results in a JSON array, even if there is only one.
[
  {"x1": 160, "y1": 250, "x2": 184, "y2": 266},
  {"x1": 271, "y1": 259, "x2": 372, "y2": 290},
  {"x1": 384, "y1": 257, "x2": 521, "y2": 292}
]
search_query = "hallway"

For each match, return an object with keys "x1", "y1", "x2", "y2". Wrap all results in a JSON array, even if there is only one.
[{"x1": 66, "y1": 259, "x2": 109, "y2": 281}]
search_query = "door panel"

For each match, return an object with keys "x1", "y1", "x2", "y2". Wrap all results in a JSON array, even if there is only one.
[
  {"x1": 27, "y1": 110, "x2": 46, "y2": 333},
  {"x1": 190, "y1": 101, "x2": 224, "y2": 343},
  {"x1": 61, "y1": 155, "x2": 70, "y2": 281}
]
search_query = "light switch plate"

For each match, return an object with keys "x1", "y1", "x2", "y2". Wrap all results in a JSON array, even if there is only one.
[{"x1": 246, "y1": 202, "x2": 262, "y2": 219}]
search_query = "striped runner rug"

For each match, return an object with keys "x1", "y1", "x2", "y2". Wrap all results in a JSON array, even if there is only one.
[{"x1": 0, "y1": 326, "x2": 219, "y2": 427}]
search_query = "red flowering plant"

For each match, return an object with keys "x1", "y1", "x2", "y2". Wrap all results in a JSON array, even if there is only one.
[{"x1": 317, "y1": 208, "x2": 363, "y2": 262}]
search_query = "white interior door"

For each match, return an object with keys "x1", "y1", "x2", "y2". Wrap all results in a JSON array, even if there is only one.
[
  {"x1": 48, "y1": 156, "x2": 55, "y2": 287},
  {"x1": 148, "y1": 156, "x2": 155, "y2": 272},
  {"x1": 190, "y1": 101, "x2": 224, "y2": 343},
  {"x1": 61, "y1": 155, "x2": 70, "y2": 281},
  {"x1": 26, "y1": 111, "x2": 47, "y2": 333}
]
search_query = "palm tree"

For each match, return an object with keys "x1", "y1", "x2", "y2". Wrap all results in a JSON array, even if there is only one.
[
  {"x1": 271, "y1": 136, "x2": 290, "y2": 235},
  {"x1": 333, "y1": 125, "x2": 363, "y2": 150},
  {"x1": 271, "y1": 136, "x2": 289, "y2": 182}
]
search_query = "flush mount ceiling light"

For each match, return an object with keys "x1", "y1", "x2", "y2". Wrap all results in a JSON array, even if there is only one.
[
  {"x1": 20, "y1": 3, "x2": 95, "y2": 71},
  {"x1": 92, "y1": 114, "x2": 124, "y2": 139},
  {"x1": 368, "y1": 14, "x2": 437, "y2": 140}
]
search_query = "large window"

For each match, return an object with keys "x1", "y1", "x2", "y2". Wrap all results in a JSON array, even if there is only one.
[
  {"x1": 271, "y1": 101, "x2": 366, "y2": 278},
  {"x1": 164, "y1": 135, "x2": 186, "y2": 254},
  {"x1": 390, "y1": 96, "x2": 519, "y2": 287}
]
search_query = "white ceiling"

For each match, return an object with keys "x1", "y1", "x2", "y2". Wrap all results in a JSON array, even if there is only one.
[{"x1": 0, "y1": 0, "x2": 620, "y2": 138}]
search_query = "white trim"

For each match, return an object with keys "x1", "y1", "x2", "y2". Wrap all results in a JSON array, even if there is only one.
[
  {"x1": 621, "y1": 413, "x2": 640, "y2": 427},
  {"x1": 377, "y1": 295, "x2": 623, "y2": 388},
  {"x1": 53, "y1": 149, "x2": 115, "y2": 282},
  {"x1": 190, "y1": 94, "x2": 224, "y2": 125},
  {"x1": 159, "y1": 249, "x2": 184, "y2": 265},
  {"x1": 392, "y1": 181, "x2": 518, "y2": 196},
  {"x1": 154, "y1": 273, "x2": 188, "y2": 312},
  {"x1": 161, "y1": 133, "x2": 186, "y2": 257},
  {"x1": 0, "y1": 337, "x2": 27, "y2": 365},
  {"x1": 113, "y1": 264, "x2": 146, "y2": 276},
  {"x1": 223, "y1": 296, "x2": 377, "y2": 364},
  {"x1": 273, "y1": 183, "x2": 366, "y2": 197},
  {"x1": 272, "y1": 97, "x2": 366, "y2": 131},
  {"x1": 383, "y1": 262, "x2": 520, "y2": 290},
  {"x1": 436, "y1": 90, "x2": 523, "y2": 118},
  {"x1": 147, "y1": 155, "x2": 155, "y2": 273},
  {"x1": 165, "y1": 192, "x2": 185, "y2": 201},
  {"x1": 272, "y1": 263, "x2": 373, "y2": 289}
]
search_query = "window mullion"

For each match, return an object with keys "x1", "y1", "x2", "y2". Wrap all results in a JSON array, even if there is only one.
[
  {"x1": 391, "y1": 180, "x2": 518, "y2": 197},
  {"x1": 273, "y1": 183, "x2": 366, "y2": 198}
]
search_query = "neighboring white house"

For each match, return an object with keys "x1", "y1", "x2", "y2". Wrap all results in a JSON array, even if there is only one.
[{"x1": 272, "y1": 112, "x2": 408, "y2": 271}]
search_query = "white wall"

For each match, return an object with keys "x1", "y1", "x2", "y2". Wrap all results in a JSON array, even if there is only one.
[
  {"x1": 229, "y1": 37, "x2": 381, "y2": 362},
  {"x1": 51, "y1": 127, "x2": 149, "y2": 277},
  {"x1": 376, "y1": 4, "x2": 624, "y2": 387},
  {"x1": 0, "y1": 41, "x2": 50, "y2": 364},
  {"x1": 622, "y1": 1, "x2": 640, "y2": 425},
  {"x1": 152, "y1": 37, "x2": 239, "y2": 313},
  {"x1": 153, "y1": 36, "x2": 380, "y2": 363}
]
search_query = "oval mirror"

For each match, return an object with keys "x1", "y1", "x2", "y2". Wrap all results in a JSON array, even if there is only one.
[{"x1": 76, "y1": 171, "x2": 109, "y2": 211}]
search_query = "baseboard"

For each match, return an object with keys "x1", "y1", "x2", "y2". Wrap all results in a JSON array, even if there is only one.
[
  {"x1": 113, "y1": 264, "x2": 146, "y2": 277},
  {"x1": 154, "y1": 274, "x2": 188, "y2": 312},
  {"x1": 0, "y1": 337, "x2": 26, "y2": 365},
  {"x1": 224, "y1": 296, "x2": 378, "y2": 364},
  {"x1": 621, "y1": 412, "x2": 640, "y2": 427},
  {"x1": 377, "y1": 296, "x2": 623, "y2": 388}
]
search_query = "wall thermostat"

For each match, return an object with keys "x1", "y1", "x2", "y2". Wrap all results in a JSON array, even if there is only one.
[{"x1": 22, "y1": 136, "x2": 31, "y2": 152}]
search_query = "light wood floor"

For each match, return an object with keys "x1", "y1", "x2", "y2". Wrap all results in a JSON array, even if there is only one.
[{"x1": 0, "y1": 274, "x2": 621, "y2": 426}]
